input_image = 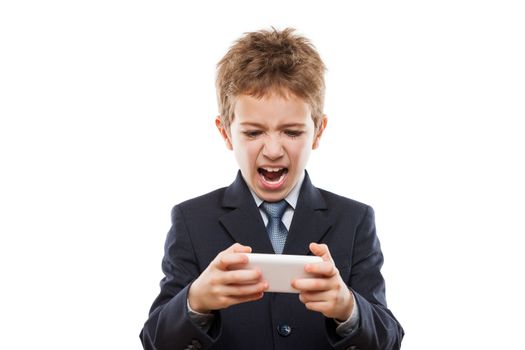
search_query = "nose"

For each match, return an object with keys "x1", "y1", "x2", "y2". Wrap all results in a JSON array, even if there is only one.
[{"x1": 262, "y1": 135, "x2": 284, "y2": 160}]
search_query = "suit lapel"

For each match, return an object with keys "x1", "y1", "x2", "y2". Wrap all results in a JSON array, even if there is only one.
[
  {"x1": 283, "y1": 172, "x2": 331, "y2": 255},
  {"x1": 219, "y1": 171, "x2": 331, "y2": 256},
  {"x1": 219, "y1": 171, "x2": 275, "y2": 254}
]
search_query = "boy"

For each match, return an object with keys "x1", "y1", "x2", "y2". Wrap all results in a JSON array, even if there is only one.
[{"x1": 140, "y1": 28, "x2": 403, "y2": 350}]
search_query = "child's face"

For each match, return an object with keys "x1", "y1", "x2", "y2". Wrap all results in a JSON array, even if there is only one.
[{"x1": 217, "y1": 92, "x2": 326, "y2": 202}]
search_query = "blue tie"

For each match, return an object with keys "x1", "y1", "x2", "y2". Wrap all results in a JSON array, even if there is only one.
[{"x1": 261, "y1": 200, "x2": 288, "y2": 254}]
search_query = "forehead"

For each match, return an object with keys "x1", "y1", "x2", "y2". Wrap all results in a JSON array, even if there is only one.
[{"x1": 232, "y1": 92, "x2": 312, "y2": 125}]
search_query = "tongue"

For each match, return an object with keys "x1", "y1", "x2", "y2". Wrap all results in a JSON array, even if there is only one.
[{"x1": 263, "y1": 169, "x2": 283, "y2": 181}]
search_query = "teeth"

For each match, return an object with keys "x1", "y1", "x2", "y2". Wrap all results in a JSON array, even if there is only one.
[{"x1": 262, "y1": 167, "x2": 283, "y2": 172}]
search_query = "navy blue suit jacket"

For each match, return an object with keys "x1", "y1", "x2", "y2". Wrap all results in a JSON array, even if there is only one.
[{"x1": 140, "y1": 171, "x2": 403, "y2": 350}]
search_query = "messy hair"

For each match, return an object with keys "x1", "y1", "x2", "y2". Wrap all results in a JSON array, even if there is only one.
[{"x1": 216, "y1": 27, "x2": 326, "y2": 131}]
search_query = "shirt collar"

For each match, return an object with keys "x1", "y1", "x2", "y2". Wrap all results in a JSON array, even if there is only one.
[{"x1": 249, "y1": 170, "x2": 305, "y2": 209}]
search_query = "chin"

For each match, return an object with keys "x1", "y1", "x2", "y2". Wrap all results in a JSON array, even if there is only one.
[{"x1": 256, "y1": 188, "x2": 289, "y2": 203}]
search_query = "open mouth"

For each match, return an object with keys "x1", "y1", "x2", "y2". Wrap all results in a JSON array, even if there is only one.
[{"x1": 258, "y1": 167, "x2": 288, "y2": 184}]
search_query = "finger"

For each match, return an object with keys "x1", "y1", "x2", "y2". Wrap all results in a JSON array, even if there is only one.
[
  {"x1": 222, "y1": 281, "x2": 269, "y2": 297},
  {"x1": 216, "y1": 252, "x2": 250, "y2": 270},
  {"x1": 309, "y1": 243, "x2": 333, "y2": 262},
  {"x1": 302, "y1": 300, "x2": 331, "y2": 314},
  {"x1": 221, "y1": 291, "x2": 266, "y2": 307},
  {"x1": 304, "y1": 261, "x2": 338, "y2": 277},
  {"x1": 220, "y1": 268, "x2": 263, "y2": 285},
  {"x1": 298, "y1": 290, "x2": 332, "y2": 303},
  {"x1": 292, "y1": 277, "x2": 331, "y2": 292},
  {"x1": 227, "y1": 263, "x2": 248, "y2": 271},
  {"x1": 230, "y1": 243, "x2": 252, "y2": 253},
  {"x1": 220, "y1": 243, "x2": 252, "y2": 256}
]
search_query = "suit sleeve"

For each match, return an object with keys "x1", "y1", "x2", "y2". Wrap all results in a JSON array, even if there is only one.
[
  {"x1": 327, "y1": 206, "x2": 404, "y2": 350},
  {"x1": 140, "y1": 205, "x2": 221, "y2": 350}
]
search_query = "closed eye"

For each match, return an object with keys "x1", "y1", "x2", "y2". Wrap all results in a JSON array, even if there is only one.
[
  {"x1": 243, "y1": 130, "x2": 263, "y2": 138},
  {"x1": 284, "y1": 130, "x2": 304, "y2": 138}
]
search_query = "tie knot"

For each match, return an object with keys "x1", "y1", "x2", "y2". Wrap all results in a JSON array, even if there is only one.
[{"x1": 261, "y1": 200, "x2": 288, "y2": 219}]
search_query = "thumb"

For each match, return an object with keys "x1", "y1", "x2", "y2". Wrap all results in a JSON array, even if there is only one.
[
  {"x1": 229, "y1": 243, "x2": 252, "y2": 254},
  {"x1": 309, "y1": 243, "x2": 332, "y2": 262}
]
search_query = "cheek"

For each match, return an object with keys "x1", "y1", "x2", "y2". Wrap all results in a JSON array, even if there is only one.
[
  {"x1": 287, "y1": 141, "x2": 312, "y2": 164},
  {"x1": 234, "y1": 141, "x2": 260, "y2": 166}
]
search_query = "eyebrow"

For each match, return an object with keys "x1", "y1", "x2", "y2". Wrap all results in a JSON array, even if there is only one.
[
  {"x1": 281, "y1": 123, "x2": 306, "y2": 128},
  {"x1": 239, "y1": 122, "x2": 306, "y2": 128}
]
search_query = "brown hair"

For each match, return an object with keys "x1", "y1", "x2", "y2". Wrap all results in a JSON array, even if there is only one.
[{"x1": 216, "y1": 27, "x2": 326, "y2": 131}]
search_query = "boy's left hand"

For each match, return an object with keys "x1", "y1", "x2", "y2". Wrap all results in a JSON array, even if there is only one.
[{"x1": 292, "y1": 243, "x2": 354, "y2": 321}]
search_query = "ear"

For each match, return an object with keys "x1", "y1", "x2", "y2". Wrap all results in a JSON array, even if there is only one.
[
  {"x1": 215, "y1": 116, "x2": 233, "y2": 150},
  {"x1": 312, "y1": 116, "x2": 327, "y2": 149}
]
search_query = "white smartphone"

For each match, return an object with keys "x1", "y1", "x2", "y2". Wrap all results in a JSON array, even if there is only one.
[{"x1": 244, "y1": 253, "x2": 323, "y2": 293}]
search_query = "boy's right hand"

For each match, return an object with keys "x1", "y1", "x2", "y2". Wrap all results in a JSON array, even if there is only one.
[{"x1": 187, "y1": 243, "x2": 268, "y2": 313}]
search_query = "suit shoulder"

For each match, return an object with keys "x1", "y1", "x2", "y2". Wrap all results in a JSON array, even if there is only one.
[
  {"x1": 172, "y1": 186, "x2": 227, "y2": 214},
  {"x1": 317, "y1": 187, "x2": 372, "y2": 214}
]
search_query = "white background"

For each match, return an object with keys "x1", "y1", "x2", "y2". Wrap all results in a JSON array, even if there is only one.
[{"x1": 1, "y1": 1, "x2": 524, "y2": 349}]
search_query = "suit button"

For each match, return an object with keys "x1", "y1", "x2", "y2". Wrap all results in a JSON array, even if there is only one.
[
  {"x1": 346, "y1": 346, "x2": 358, "y2": 350},
  {"x1": 192, "y1": 340, "x2": 202, "y2": 349},
  {"x1": 277, "y1": 324, "x2": 292, "y2": 336}
]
